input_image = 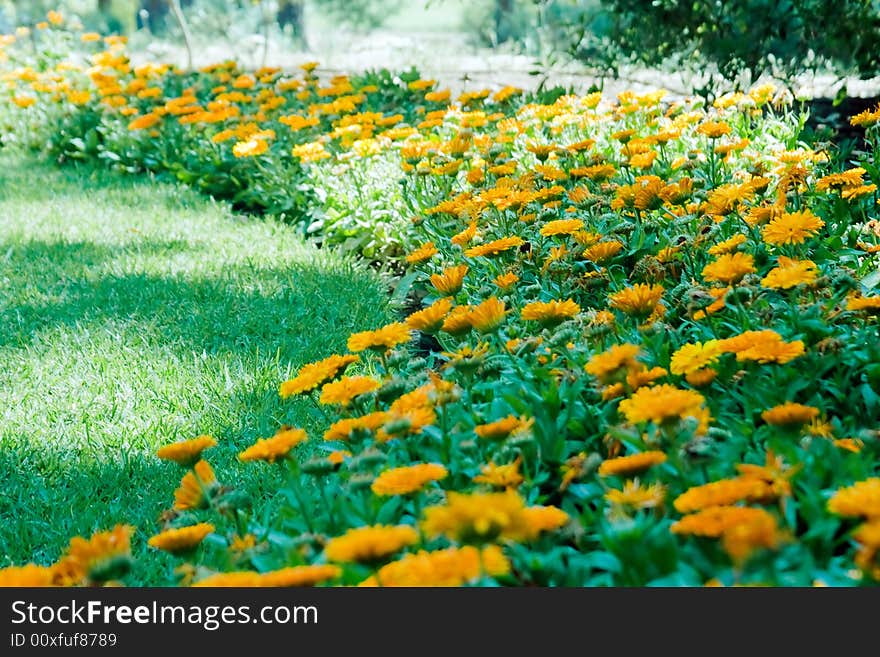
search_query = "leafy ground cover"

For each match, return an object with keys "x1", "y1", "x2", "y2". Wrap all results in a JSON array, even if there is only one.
[
  {"x1": 0, "y1": 155, "x2": 391, "y2": 584},
  {"x1": 1, "y1": 15, "x2": 880, "y2": 587}
]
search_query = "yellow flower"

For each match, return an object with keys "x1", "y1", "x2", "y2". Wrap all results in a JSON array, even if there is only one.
[
  {"x1": 292, "y1": 141, "x2": 330, "y2": 162},
  {"x1": 127, "y1": 113, "x2": 161, "y2": 131},
  {"x1": 347, "y1": 322, "x2": 412, "y2": 352},
  {"x1": 520, "y1": 299, "x2": 581, "y2": 326},
  {"x1": 422, "y1": 490, "x2": 554, "y2": 543},
  {"x1": 406, "y1": 297, "x2": 453, "y2": 333},
  {"x1": 670, "y1": 340, "x2": 722, "y2": 376},
  {"x1": 467, "y1": 297, "x2": 507, "y2": 333},
  {"x1": 47, "y1": 10, "x2": 64, "y2": 25},
  {"x1": 609, "y1": 283, "x2": 664, "y2": 316},
  {"x1": 696, "y1": 121, "x2": 732, "y2": 138},
  {"x1": 473, "y1": 456, "x2": 524, "y2": 489},
  {"x1": 671, "y1": 505, "x2": 777, "y2": 537},
  {"x1": 406, "y1": 241, "x2": 439, "y2": 264},
  {"x1": 258, "y1": 565, "x2": 341, "y2": 587},
  {"x1": 319, "y1": 375, "x2": 380, "y2": 406},
  {"x1": 192, "y1": 571, "x2": 261, "y2": 587},
  {"x1": 53, "y1": 525, "x2": 134, "y2": 585},
  {"x1": 371, "y1": 463, "x2": 449, "y2": 495},
  {"x1": 847, "y1": 294, "x2": 880, "y2": 312},
  {"x1": 494, "y1": 271, "x2": 520, "y2": 290},
  {"x1": 702, "y1": 252, "x2": 756, "y2": 285},
  {"x1": 585, "y1": 343, "x2": 642, "y2": 383},
  {"x1": 325, "y1": 525, "x2": 418, "y2": 563},
  {"x1": 148, "y1": 523, "x2": 214, "y2": 554},
  {"x1": 0, "y1": 564, "x2": 54, "y2": 587},
  {"x1": 816, "y1": 167, "x2": 866, "y2": 191},
  {"x1": 324, "y1": 411, "x2": 390, "y2": 441},
  {"x1": 239, "y1": 427, "x2": 307, "y2": 463},
  {"x1": 718, "y1": 330, "x2": 805, "y2": 364},
  {"x1": 174, "y1": 460, "x2": 218, "y2": 509},
  {"x1": 761, "y1": 210, "x2": 825, "y2": 245},
  {"x1": 617, "y1": 384, "x2": 708, "y2": 429},
  {"x1": 582, "y1": 241, "x2": 623, "y2": 263},
  {"x1": 605, "y1": 479, "x2": 666, "y2": 510},
  {"x1": 474, "y1": 415, "x2": 532, "y2": 440},
  {"x1": 708, "y1": 234, "x2": 747, "y2": 255},
  {"x1": 674, "y1": 478, "x2": 776, "y2": 513},
  {"x1": 464, "y1": 236, "x2": 524, "y2": 258},
  {"x1": 761, "y1": 257, "x2": 818, "y2": 289},
  {"x1": 156, "y1": 435, "x2": 217, "y2": 466},
  {"x1": 361, "y1": 545, "x2": 509, "y2": 586},
  {"x1": 598, "y1": 451, "x2": 667, "y2": 477},
  {"x1": 232, "y1": 138, "x2": 269, "y2": 158},
  {"x1": 760, "y1": 402, "x2": 819, "y2": 426},
  {"x1": 540, "y1": 218, "x2": 584, "y2": 237},
  {"x1": 279, "y1": 354, "x2": 359, "y2": 397},
  {"x1": 430, "y1": 264, "x2": 468, "y2": 295},
  {"x1": 827, "y1": 478, "x2": 880, "y2": 518}
]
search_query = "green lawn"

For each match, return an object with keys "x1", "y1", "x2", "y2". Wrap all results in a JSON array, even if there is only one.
[{"x1": 0, "y1": 155, "x2": 392, "y2": 584}]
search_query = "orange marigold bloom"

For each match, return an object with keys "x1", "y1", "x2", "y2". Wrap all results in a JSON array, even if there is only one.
[
  {"x1": 232, "y1": 138, "x2": 269, "y2": 158},
  {"x1": 192, "y1": 571, "x2": 261, "y2": 587},
  {"x1": 174, "y1": 460, "x2": 218, "y2": 509},
  {"x1": 540, "y1": 218, "x2": 584, "y2": 237},
  {"x1": 0, "y1": 564, "x2": 54, "y2": 587},
  {"x1": 696, "y1": 120, "x2": 732, "y2": 138},
  {"x1": 127, "y1": 113, "x2": 160, "y2": 131},
  {"x1": 761, "y1": 210, "x2": 825, "y2": 245},
  {"x1": 670, "y1": 340, "x2": 722, "y2": 376},
  {"x1": 846, "y1": 294, "x2": 880, "y2": 313},
  {"x1": 361, "y1": 545, "x2": 509, "y2": 586},
  {"x1": 325, "y1": 525, "x2": 418, "y2": 563},
  {"x1": 473, "y1": 456, "x2": 524, "y2": 489},
  {"x1": 609, "y1": 283, "x2": 664, "y2": 316},
  {"x1": 598, "y1": 451, "x2": 667, "y2": 477},
  {"x1": 585, "y1": 343, "x2": 642, "y2": 383},
  {"x1": 582, "y1": 241, "x2": 623, "y2": 263},
  {"x1": 319, "y1": 376, "x2": 380, "y2": 406},
  {"x1": 422, "y1": 490, "x2": 559, "y2": 543},
  {"x1": 702, "y1": 252, "x2": 756, "y2": 284},
  {"x1": 617, "y1": 384, "x2": 708, "y2": 428},
  {"x1": 467, "y1": 297, "x2": 507, "y2": 332},
  {"x1": 156, "y1": 435, "x2": 217, "y2": 466},
  {"x1": 520, "y1": 298, "x2": 581, "y2": 326},
  {"x1": 671, "y1": 505, "x2": 777, "y2": 537},
  {"x1": 430, "y1": 264, "x2": 468, "y2": 295},
  {"x1": 718, "y1": 330, "x2": 805, "y2": 364},
  {"x1": 761, "y1": 257, "x2": 818, "y2": 289},
  {"x1": 371, "y1": 463, "x2": 449, "y2": 495},
  {"x1": 494, "y1": 271, "x2": 520, "y2": 290},
  {"x1": 708, "y1": 234, "x2": 748, "y2": 255},
  {"x1": 239, "y1": 427, "x2": 307, "y2": 463},
  {"x1": 279, "y1": 354, "x2": 359, "y2": 397},
  {"x1": 761, "y1": 402, "x2": 819, "y2": 426},
  {"x1": 827, "y1": 479, "x2": 880, "y2": 518},
  {"x1": 605, "y1": 479, "x2": 666, "y2": 510},
  {"x1": 324, "y1": 411, "x2": 391, "y2": 441},
  {"x1": 464, "y1": 236, "x2": 524, "y2": 258},
  {"x1": 674, "y1": 478, "x2": 776, "y2": 513},
  {"x1": 406, "y1": 297, "x2": 453, "y2": 333},
  {"x1": 406, "y1": 241, "x2": 439, "y2": 264},
  {"x1": 258, "y1": 565, "x2": 341, "y2": 587},
  {"x1": 474, "y1": 415, "x2": 532, "y2": 440},
  {"x1": 53, "y1": 525, "x2": 134, "y2": 585},
  {"x1": 147, "y1": 523, "x2": 214, "y2": 554},
  {"x1": 347, "y1": 322, "x2": 412, "y2": 352}
]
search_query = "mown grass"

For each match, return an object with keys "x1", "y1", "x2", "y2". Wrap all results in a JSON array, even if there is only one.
[{"x1": 0, "y1": 154, "x2": 392, "y2": 584}]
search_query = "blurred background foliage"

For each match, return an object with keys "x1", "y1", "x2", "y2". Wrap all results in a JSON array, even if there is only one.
[{"x1": 1, "y1": 0, "x2": 879, "y2": 97}]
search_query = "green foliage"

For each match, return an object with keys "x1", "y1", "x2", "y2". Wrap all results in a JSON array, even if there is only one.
[{"x1": 541, "y1": 0, "x2": 880, "y2": 92}]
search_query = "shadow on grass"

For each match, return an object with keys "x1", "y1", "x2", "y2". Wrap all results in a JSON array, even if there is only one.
[
  {"x1": 0, "y1": 238, "x2": 385, "y2": 363},
  {"x1": 0, "y1": 203, "x2": 390, "y2": 581}
]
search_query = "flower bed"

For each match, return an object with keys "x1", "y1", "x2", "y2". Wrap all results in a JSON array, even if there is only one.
[{"x1": 2, "y1": 15, "x2": 880, "y2": 587}]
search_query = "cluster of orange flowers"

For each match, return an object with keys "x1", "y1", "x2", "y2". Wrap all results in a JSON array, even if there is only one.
[{"x1": 3, "y1": 11, "x2": 880, "y2": 587}]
